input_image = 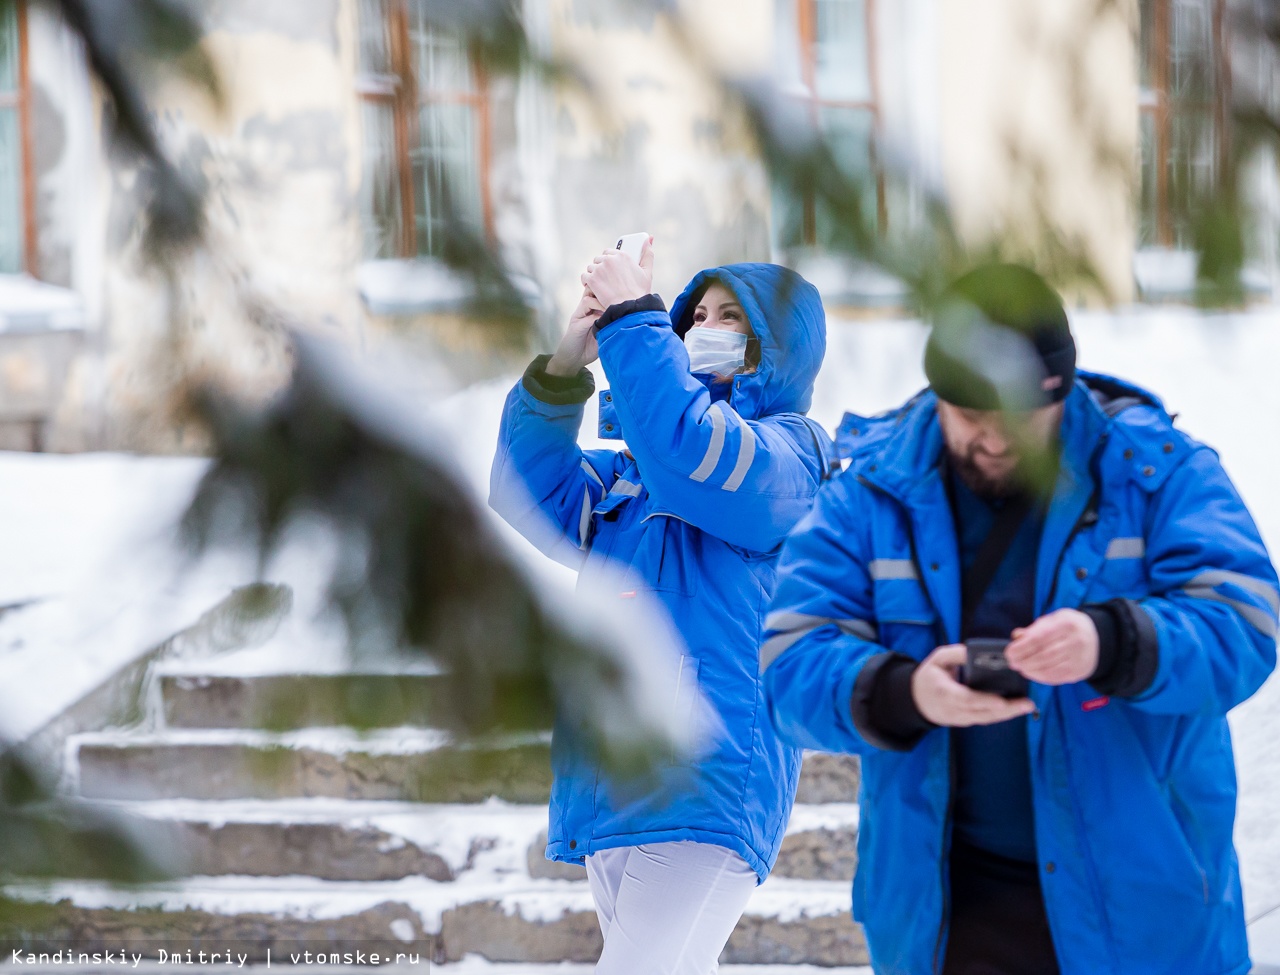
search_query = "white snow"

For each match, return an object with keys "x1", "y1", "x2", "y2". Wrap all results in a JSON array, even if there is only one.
[
  {"x1": 67, "y1": 726, "x2": 465, "y2": 755},
  {"x1": 0, "y1": 302, "x2": 1275, "y2": 961},
  {"x1": 0, "y1": 273, "x2": 88, "y2": 331},
  {"x1": 0, "y1": 870, "x2": 854, "y2": 934}
]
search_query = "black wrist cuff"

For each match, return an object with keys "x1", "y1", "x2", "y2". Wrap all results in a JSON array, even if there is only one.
[
  {"x1": 595, "y1": 294, "x2": 666, "y2": 333},
  {"x1": 522, "y1": 353, "x2": 595, "y2": 406},
  {"x1": 851, "y1": 652, "x2": 937, "y2": 752},
  {"x1": 1086, "y1": 598, "x2": 1159, "y2": 698}
]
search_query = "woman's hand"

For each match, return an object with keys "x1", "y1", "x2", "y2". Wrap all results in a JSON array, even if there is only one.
[
  {"x1": 580, "y1": 237, "x2": 655, "y2": 310},
  {"x1": 546, "y1": 289, "x2": 605, "y2": 377}
]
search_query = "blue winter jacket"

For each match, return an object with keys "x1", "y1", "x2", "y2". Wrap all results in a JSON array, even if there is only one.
[
  {"x1": 491, "y1": 263, "x2": 834, "y2": 882},
  {"x1": 761, "y1": 372, "x2": 1278, "y2": 974}
]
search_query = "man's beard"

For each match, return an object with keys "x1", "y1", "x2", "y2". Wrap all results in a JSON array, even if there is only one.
[{"x1": 951, "y1": 447, "x2": 1025, "y2": 501}]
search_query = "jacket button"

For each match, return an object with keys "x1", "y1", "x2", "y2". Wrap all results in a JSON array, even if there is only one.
[
  {"x1": 1163, "y1": 442, "x2": 1173, "y2": 453},
  {"x1": 605, "y1": 424, "x2": 614, "y2": 433},
  {"x1": 569, "y1": 840, "x2": 577, "y2": 850},
  {"x1": 1142, "y1": 465, "x2": 1155, "y2": 477},
  {"x1": 605, "y1": 393, "x2": 612, "y2": 402},
  {"x1": 1045, "y1": 861, "x2": 1056, "y2": 874},
  {"x1": 1076, "y1": 567, "x2": 1088, "y2": 580},
  {"x1": 1123, "y1": 449, "x2": 1134, "y2": 460},
  {"x1": 931, "y1": 562, "x2": 940, "y2": 571}
]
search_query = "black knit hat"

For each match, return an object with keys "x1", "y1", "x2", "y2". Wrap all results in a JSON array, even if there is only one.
[{"x1": 924, "y1": 264, "x2": 1075, "y2": 411}]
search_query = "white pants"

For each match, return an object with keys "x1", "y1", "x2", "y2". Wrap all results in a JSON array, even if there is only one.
[{"x1": 585, "y1": 841, "x2": 758, "y2": 975}]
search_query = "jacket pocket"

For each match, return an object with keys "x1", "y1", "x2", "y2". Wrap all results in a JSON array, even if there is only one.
[
  {"x1": 872, "y1": 574, "x2": 937, "y2": 655},
  {"x1": 636, "y1": 511, "x2": 699, "y2": 596},
  {"x1": 1088, "y1": 533, "x2": 1149, "y2": 599}
]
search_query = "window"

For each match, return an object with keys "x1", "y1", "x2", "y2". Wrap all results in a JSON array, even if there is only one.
[
  {"x1": 356, "y1": 0, "x2": 491, "y2": 261},
  {"x1": 1138, "y1": 0, "x2": 1228, "y2": 248},
  {"x1": 776, "y1": 0, "x2": 885, "y2": 249},
  {"x1": 0, "y1": 0, "x2": 32, "y2": 274}
]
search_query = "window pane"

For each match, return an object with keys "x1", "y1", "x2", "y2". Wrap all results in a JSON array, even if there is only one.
[
  {"x1": 815, "y1": 105, "x2": 877, "y2": 243},
  {"x1": 1168, "y1": 108, "x2": 1215, "y2": 245},
  {"x1": 413, "y1": 101, "x2": 481, "y2": 258},
  {"x1": 771, "y1": 170, "x2": 808, "y2": 250},
  {"x1": 357, "y1": 0, "x2": 394, "y2": 77},
  {"x1": 1137, "y1": 111, "x2": 1158, "y2": 247},
  {"x1": 0, "y1": 0, "x2": 21, "y2": 274},
  {"x1": 1170, "y1": 0, "x2": 1213, "y2": 103},
  {"x1": 359, "y1": 100, "x2": 403, "y2": 260},
  {"x1": 813, "y1": 0, "x2": 870, "y2": 102},
  {"x1": 407, "y1": 3, "x2": 474, "y2": 95}
]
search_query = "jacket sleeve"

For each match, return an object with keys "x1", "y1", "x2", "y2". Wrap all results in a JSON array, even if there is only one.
[
  {"x1": 1127, "y1": 445, "x2": 1278, "y2": 715},
  {"x1": 488, "y1": 356, "x2": 622, "y2": 569},
  {"x1": 761, "y1": 476, "x2": 925, "y2": 754},
  {"x1": 594, "y1": 306, "x2": 824, "y2": 552}
]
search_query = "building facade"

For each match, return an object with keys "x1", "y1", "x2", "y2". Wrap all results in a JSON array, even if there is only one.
[{"x1": 0, "y1": 0, "x2": 1274, "y2": 451}]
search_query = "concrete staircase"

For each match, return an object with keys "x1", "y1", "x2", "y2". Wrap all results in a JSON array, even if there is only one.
[{"x1": 2, "y1": 666, "x2": 868, "y2": 966}]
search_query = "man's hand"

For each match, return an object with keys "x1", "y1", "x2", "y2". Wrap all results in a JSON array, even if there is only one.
[
  {"x1": 911, "y1": 645, "x2": 1037, "y2": 727},
  {"x1": 580, "y1": 237, "x2": 655, "y2": 310},
  {"x1": 1006, "y1": 608, "x2": 1099, "y2": 686},
  {"x1": 545, "y1": 289, "x2": 605, "y2": 377}
]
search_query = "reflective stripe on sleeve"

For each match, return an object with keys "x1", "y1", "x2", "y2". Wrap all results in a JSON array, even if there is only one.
[
  {"x1": 722, "y1": 419, "x2": 757, "y2": 492},
  {"x1": 580, "y1": 460, "x2": 603, "y2": 487},
  {"x1": 611, "y1": 479, "x2": 642, "y2": 497},
  {"x1": 1180, "y1": 587, "x2": 1278, "y2": 638},
  {"x1": 690, "y1": 403, "x2": 727, "y2": 483},
  {"x1": 1185, "y1": 569, "x2": 1280, "y2": 613},
  {"x1": 1179, "y1": 569, "x2": 1280, "y2": 638},
  {"x1": 760, "y1": 612, "x2": 878, "y2": 672}
]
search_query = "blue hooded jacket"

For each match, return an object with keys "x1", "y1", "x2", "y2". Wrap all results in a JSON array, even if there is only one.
[
  {"x1": 762, "y1": 373, "x2": 1278, "y2": 973},
  {"x1": 490, "y1": 263, "x2": 834, "y2": 881}
]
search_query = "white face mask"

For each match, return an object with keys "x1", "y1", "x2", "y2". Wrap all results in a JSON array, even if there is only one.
[{"x1": 684, "y1": 327, "x2": 748, "y2": 376}]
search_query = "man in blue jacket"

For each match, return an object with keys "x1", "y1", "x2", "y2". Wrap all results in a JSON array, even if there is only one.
[{"x1": 761, "y1": 264, "x2": 1278, "y2": 975}]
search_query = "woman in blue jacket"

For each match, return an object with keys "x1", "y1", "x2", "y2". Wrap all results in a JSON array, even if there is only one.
[{"x1": 490, "y1": 241, "x2": 832, "y2": 973}]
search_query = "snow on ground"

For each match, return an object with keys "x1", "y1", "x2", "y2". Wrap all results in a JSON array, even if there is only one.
[
  {"x1": 0, "y1": 873, "x2": 852, "y2": 935},
  {"x1": 0, "y1": 304, "x2": 1275, "y2": 944}
]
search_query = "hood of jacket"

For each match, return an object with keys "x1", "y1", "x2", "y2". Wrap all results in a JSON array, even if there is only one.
[{"x1": 669, "y1": 263, "x2": 826, "y2": 420}]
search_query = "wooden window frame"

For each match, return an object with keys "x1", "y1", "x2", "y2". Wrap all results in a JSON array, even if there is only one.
[
  {"x1": 1139, "y1": 0, "x2": 1230, "y2": 248},
  {"x1": 355, "y1": 0, "x2": 493, "y2": 259},
  {"x1": 793, "y1": 0, "x2": 886, "y2": 244},
  {"x1": 0, "y1": 0, "x2": 36, "y2": 275}
]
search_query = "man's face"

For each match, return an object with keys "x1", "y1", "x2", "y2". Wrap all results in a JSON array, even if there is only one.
[{"x1": 936, "y1": 399, "x2": 1064, "y2": 498}]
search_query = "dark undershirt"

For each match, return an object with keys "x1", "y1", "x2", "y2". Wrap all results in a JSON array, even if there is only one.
[{"x1": 949, "y1": 469, "x2": 1043, "y2": 864}]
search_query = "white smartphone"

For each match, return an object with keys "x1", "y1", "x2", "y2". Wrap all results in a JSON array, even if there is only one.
[{"x1": 613, "y1": 232, "x2": 650, "y2": 264}]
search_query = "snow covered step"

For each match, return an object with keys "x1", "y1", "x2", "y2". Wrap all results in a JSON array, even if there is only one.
[
  {"x1": 87, "y1": 798, "x2": 856, "y2": 884},
  {"x1": 94, "y1": 799, "x2": 545, "y2": 883},
  {"x1": 72, "y1": 729, "x2": 553, "y2": 804},
  {"x1": 0, "y1": 875, "x2": 867, "y2": 966},
  {"x1": 71, "y1": 731, "x2": 860, "y2": 805},
  {"x1": 526, "y1": 804, "x2": 860, "y2": 883},
  {"x1": 159, "y1": 673, "x2": 450, "y2": 731}
]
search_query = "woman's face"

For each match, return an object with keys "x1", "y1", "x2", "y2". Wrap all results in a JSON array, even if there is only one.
[{"x1": 691, "y1": 283, "x2": 751, "y2": 335}]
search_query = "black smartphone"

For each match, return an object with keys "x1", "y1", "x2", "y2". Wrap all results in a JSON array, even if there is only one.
[{"x1": 960, "y1": 637, "x2": 1030, "y2": 700}]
